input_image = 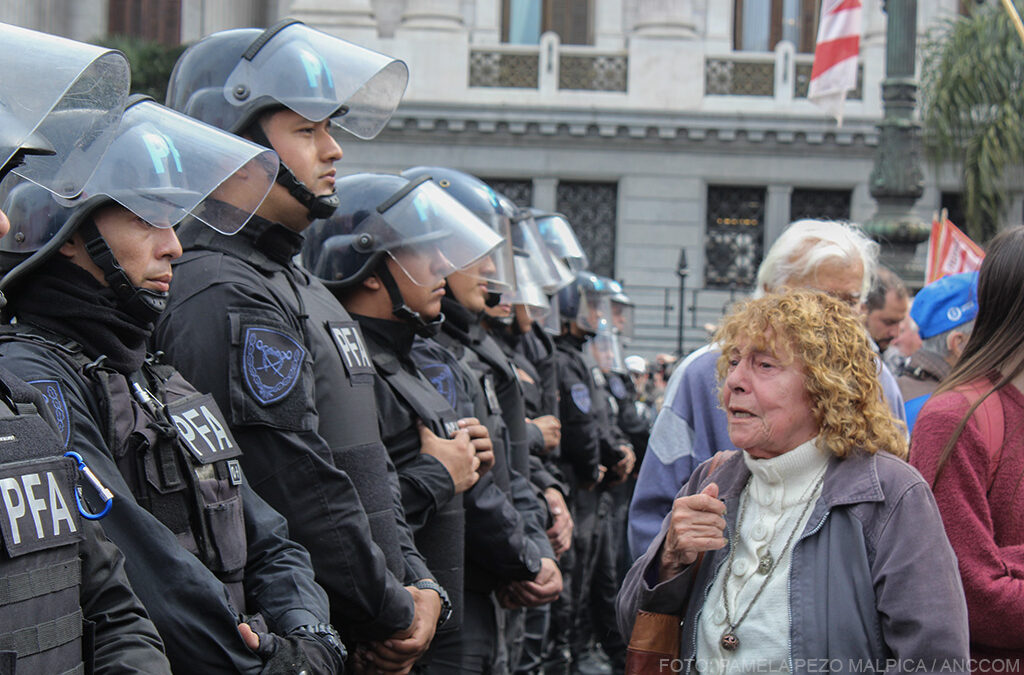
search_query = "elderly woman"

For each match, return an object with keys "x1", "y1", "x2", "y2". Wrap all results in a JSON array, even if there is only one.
[
  {"x1": 629, "y1": 219, "x2": 909, "y2": 560},
  {"x1": 617, "y1": 290, "x2": 968, "y2": 673}
]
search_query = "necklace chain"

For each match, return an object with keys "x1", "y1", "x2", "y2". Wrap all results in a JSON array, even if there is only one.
[{"x1": 721, "y1": 470, "x2": 826, "y2": 644}]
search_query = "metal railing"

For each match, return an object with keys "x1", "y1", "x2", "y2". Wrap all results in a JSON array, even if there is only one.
[
  {"x1": 626, "y1": 283, "x2": 753, "y2": 357},
  {"x1": 704, "y1": 44, "x2": 863, "y2": 100},
  {"x1": 469, "y1": 33, "x2": 627, "y2": 92}
]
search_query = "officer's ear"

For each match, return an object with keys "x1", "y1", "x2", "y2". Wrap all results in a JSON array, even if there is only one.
[
  {"x1": 58, "y1": 232, "x2": 84, "y2": 260},
  {"x1": 362, "y1": 272, "x2": 383, "y2": 292}
]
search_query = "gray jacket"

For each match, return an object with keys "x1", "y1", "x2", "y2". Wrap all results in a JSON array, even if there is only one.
[{"x1": 617, "y1": 449, "x2": 970, "y2": 673}]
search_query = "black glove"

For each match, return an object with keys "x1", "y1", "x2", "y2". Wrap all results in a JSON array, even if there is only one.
[{"x1": 254, "y1": 626, "x2": 345, "y2": 675}]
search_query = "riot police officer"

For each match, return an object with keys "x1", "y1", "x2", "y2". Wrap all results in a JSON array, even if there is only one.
[
  {"x1": 0, "y1": 24, "x2": 171, "y2": 674},
  {"x1": 156, "y1": 21, "x2": 446, "y2": 672},
  {"x1": 398, "y1": 169, "x2": 564, "y2": 672},
  {"x1": 302, "y1": 172, "x2": 511, "y2": 671},
  {"x1": 0, "y1": 97, "x2": 343, "y2": 674}
]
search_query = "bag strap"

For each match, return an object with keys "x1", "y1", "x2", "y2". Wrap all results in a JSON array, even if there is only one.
[{"x1": 957, "y1": 379, "x2": 1004, "y2": 491}]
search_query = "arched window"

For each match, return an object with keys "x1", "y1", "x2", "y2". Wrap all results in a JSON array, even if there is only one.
[{"x1": 734, "y1": 0, "x2": 818, "y2": 53}]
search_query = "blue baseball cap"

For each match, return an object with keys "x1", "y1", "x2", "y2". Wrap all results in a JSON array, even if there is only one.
[{"x1": 910, "y1": 271, "x2": 979, "y2": 339}]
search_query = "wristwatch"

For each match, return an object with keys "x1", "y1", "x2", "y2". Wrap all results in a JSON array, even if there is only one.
[
  {"x1": 292, "y1": 622, "x2": 346, "y2": 663},
  {"x1": 413, "y1": 579, "x2": 452, "y2": 629}
]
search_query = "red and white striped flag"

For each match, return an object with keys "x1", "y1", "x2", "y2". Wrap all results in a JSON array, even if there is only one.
[
  {"x1": 808, "y1": 0, "x2": 862, "y2": 126},
  {"x1": 925, "y1": 212, "x2": 985, "y2": 285}
]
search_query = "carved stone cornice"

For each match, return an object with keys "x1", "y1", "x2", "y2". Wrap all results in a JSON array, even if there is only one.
[{"x1": 375, "y1": 103, "x2": 881, "y2": 155}]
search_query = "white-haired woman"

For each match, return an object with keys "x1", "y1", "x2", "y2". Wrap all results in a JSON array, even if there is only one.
[{"x1": 628, "y1": 220, "x2": 906, "y2": 560}]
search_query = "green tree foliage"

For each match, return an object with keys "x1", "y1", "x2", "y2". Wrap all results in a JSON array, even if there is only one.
[
  {"x1": 95, "y1": 35, "x2": 187, "y2": 102},
  {"x1": 921, "y1": 3, "x2": 1024, "y2": 242}
]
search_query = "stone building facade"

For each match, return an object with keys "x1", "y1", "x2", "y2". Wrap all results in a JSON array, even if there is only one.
[{"x1": 2, "y1": 0, "x2": 1003, "y2": 356}]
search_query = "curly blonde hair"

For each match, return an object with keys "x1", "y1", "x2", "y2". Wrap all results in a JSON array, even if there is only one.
[{"x1": 713, "y1": 289, "x2": 907, "y2": 459}]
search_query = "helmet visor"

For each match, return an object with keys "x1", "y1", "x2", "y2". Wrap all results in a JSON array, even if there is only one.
[
  {"x1": 61, "y1": 100, "x2": 278, "y2": 233},
  {"x1": 507, "y1": 251, "x2": 550, "y2": 316},
  {"x1": 541, "y1": 292, "x2": 562, "y2": 335},
  {"x1": 611, "y1": 299, "x2": 635, "y2": 340},
  {"x1": 589, "y1": 330, "x2": 625, "y2": 374},
  {"x1": 515, "y1": 218, "x2": 572, "y2": 292},
  {"x1": 371, "y1": 179, "x2": 501, "y2": 287},
  {"x1": 535, "y1": 212, "x2": 588, "y2": 272},
  {"x1": 461, "y1": 212, "x2": 515, "y2": 292},
  {"x1": 2, "y1": 24, "x2": 130, "y2": 197},
  {"x1": 224, "y1": 22, "x2": 409, "y2": 140},
  {"x1": 575, "y1": 290, "x2": 614, "y2": 334}
]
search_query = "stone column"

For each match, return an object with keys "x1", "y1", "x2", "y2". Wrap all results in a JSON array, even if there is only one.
[
  {"x1": 594, "y1": 0, "x2": 625, "y2": 49},
  {"x1": 288, "y1": 0, "x2": 379, "y2": 41},
  {"x1": 533, "y1": 178, "x2": 559, "y2": 212},
  {"x1": 765, "y1": 184, "x2": 793, "y2": 248},
  {"x1": 627, "y1": 0, "x2": 701, "y2": 109},
  {"x1": 398, "y1": 0, "x2": 464, "y2": 32},
  {"x1": 631, "y1": 0, "x2": 696, "y2": 38}
]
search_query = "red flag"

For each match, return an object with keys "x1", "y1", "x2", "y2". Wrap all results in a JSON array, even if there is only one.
[
  {"x1": 809, "y1": 0, "x2": 862, "y2": 126},
  {"x1": 925, "y1": 212, "x2": 984, "y2": 284}
]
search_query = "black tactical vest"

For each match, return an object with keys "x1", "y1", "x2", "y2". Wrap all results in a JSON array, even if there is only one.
[
  {"x1": 0, "y1": 374, "x2": 86, "y2": 675},
  {"x1": 366, "y1": 342, "x2": 465, "y2": 632},
  {"x1": 180, "y1": 222, "x2": 407, "y2": 582},
  {"x1": 0, "y1": 328, "x2": 250, "y2": 614}
]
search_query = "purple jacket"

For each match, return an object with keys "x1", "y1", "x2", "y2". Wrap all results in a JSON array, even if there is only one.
[{"x1": 617, "y1": 449, "x2": 969, "y2": 673}]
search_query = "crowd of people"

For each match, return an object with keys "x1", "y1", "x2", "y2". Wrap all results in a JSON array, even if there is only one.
[{"x1": 0, "y1": 17, "x2": 1021, "y2": 675}]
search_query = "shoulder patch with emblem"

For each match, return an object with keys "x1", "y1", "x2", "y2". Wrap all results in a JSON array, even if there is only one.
[
  {"x1": 419, "y1": 362, "x2": 459, "y2": 409},
  {"x1": 570, "y1": 382, "x2": 591, "y2": 414},
  {"x1": 28, "y1": 380, "x2": 71, "y2": 448},
  {"x1": 327, "y1": 321, "x2": 375, "y2": 377},
  {"x1": 609, "y1": 375, "x2": 627, "y2": 400},
  {"x1": 243, "y1": 327, "x2": 306, "y2": 405}
]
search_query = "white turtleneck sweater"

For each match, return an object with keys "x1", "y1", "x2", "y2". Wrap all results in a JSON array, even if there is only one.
[{"x1": 694, "y1": 439, "x2": 830, "y2": 674}]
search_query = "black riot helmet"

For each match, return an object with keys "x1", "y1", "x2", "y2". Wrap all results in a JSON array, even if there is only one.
[
  {"x1": 0, "y1": 96, "x2": 278, "y2": 323},
  {"x1": 166, "y1": 19, "x2": 409, "y2": 221},
  {"x1": 302, "y1": 172, "x2": 501, "y2": 329},
  {"x1": 0, "y1": 23, "x2": 130, "y2": 196},
  {"x1": 532, "y1": 208, "x2": 589, "y2": 273},
  {"x1": 400, "y1": 167, "x2": 517, "y2": 295},
  {"x1": 558, "y1": 270, "x2": 614, "y2": 336}
]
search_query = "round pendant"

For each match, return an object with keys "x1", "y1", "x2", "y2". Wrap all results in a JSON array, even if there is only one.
[
  {"x1": 757, "y1": 552, "x2": 773, "y2": 575},
  {"x1": 721, "y1": 632, "x2": 739, "y2": 651}
]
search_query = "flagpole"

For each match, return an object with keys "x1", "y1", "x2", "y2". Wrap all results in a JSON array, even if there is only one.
[{"x1": 1001, "y1": 0, "x2": 1024, "y2": 46}]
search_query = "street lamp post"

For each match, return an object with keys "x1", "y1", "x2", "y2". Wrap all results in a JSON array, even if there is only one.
[
  {"x1": 676, "y1": 248, "x2": 688, "y2": 356},
  {"x1": 863, "y1": 0, "x2": 930, "y2": 286}
]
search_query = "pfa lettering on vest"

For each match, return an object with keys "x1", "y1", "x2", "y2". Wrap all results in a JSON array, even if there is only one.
[
  {"x1": 0, "y1": 457, "x2": 82, "y2": 557},
  {"x1": 167, "y1": 393, "x2": 242, "y2": 465},
  {"x1": 328, "y1": 321, "x2": 375, "y2": 376}
]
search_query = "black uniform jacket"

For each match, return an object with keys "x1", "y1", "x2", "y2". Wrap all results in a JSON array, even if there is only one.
[
  {"x1": 352, "y1": 313, "x2": 465, "y2": 630},
  {"x1": 152, "y1": 217, "x2": 424, "y2": 642},
  {"x1": 554, "y1": 334, "x2": 604, "y2": 487},
  {"x1": 0, "y1": 365, "x2": 170, "y2": 674},
  {"x1": 490, "y1": 323, "x2": 568, "y2": 499},
  {"x1": 0, "y1": 336, "x2": 329, "y2": 674},
  {"x1": 411, "y1": 332, "x2": 545, "y2": 592},
  {"x1": 423, "y1": 301, "x2": 555, "y2": 559}
]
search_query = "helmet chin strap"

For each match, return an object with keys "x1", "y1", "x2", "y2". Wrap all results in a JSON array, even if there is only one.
[
  {"x1": 378, "y1": 264, "x2": 443, "y2": 338},
  {"x1": 246, "y1": 121, "x2": 339, "y2": 221},
  {"x1": 78, "y1": 218, "x2": 167, "y2": 325}
]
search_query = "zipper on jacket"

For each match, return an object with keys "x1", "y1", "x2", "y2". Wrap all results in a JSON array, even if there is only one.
[
  {"x1": 787, "y1": 508, "x2": 831, "y2": 674},
  {"x1": 687, "y1": 530, "x2": 733, "y2": 674}
]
